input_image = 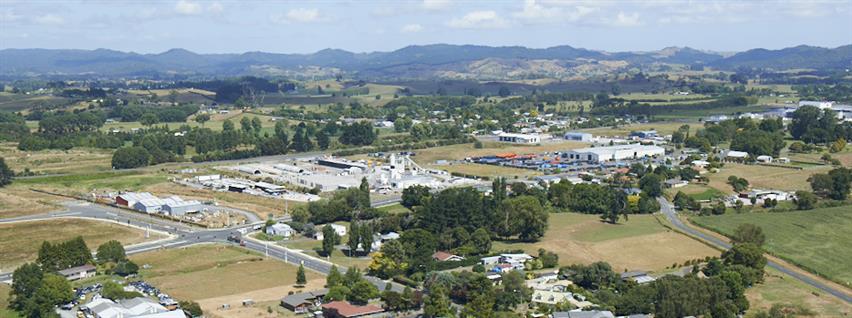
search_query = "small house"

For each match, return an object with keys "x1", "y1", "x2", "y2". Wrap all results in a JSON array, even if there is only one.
[
  {"x1": 620, "y1": 271, "x2": 655, "y2": 284},
  {"x1": 58, "y1": 264, "x2": 96, "y2": 281},
  {"x1": 756, "y1": 155, "x2": 773, "y2": 163},
  {"x1": 480, "y1": 256, "x2": 501, "y2": 265},
  {"x1": 330, "y1": 224, "x2": 347, "y2": 236},
  {"x1": 266, "y1": 223, "x2": 294, "y2": 238},
  {"x1": 321, "y1": 301, "x2": 384, "y2": 318},
  {"x1": 553, "y1": 310, "x2": 615, "y2": 318},
  {"x1": 432, "y1": 251, "x2": 465, "y2": 262},
  {"x1": 281, "y1": 289, "x2": 327, "y2": 313}
]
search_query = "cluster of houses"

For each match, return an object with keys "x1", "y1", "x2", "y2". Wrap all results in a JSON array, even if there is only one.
[{"x1": 114, "y1": 192, "x2": 203, "y2": 216}]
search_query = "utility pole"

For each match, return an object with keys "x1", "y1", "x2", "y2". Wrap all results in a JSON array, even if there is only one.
[
  {"x1": 265, "y1": 242, "x2": 268, "y2": 258},
  {"x1": 145, "y1": 225, "x2": 150, "y2": 239}
]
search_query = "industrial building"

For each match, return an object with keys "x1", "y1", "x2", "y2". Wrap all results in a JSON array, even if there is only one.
[
  {"x1": 562, "y1": 144, "x2": 665, "y2": 163},
  {"x1": 83, "y1": 297, "x2": 184, "y2": 318},
  {"x1": 124, "y1": 193, "x2": 202, "y2": 216},
  {"x1": 498, "y1": 132, "x2": 541, "y2": 144},
  {"x1": 563, "y1": 131, "x2": 593, "y2": 142}
]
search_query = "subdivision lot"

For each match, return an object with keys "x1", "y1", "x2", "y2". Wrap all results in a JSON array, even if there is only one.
[
  {"x1": 130, "y1": 245, "x2": 322, "y2": 302},
  {"x1": 492, "y1": 213, "x2": 718, "y2": 272},
  {"x1": 692, "y1": 206, "x2": 852, "y2": 287},
  {"x1": 0, "y1": 218, "x2": 161, "y2": 270},
  {"x1": 0, "y1": 186, "x2": 62, "y2": 218},
  {"x1": 706, "y1": 163, "x2": 832, "y2": 193},
  {"x1": 745, "y1": 268, "x2": 851, "y2": 317},
  {"x1": 669, "y1": 184, "x2": 724, "y2": 201},
  {"x1": 0, "y1": 143, "x2": 113, "y2": 174}
]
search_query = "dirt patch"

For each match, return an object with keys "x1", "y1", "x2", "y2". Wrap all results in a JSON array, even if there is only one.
[{"x1": 197, "y1": 279, "x2": 325, "y2": 318}]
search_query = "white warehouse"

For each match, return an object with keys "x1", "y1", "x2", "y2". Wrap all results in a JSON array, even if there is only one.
[
  {"x1": 562, "y1": 144, "x2": 665, "y2": 163},
  {"x1": 498, "y1": 133, "x2": 541, "y2": 144}
]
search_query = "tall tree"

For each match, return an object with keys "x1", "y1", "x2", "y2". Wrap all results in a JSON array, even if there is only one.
[
  {"x1": 0, "y1": 157, "x2": 13, "y2": 187},
  {"x1": 321, "y1": 225, "x2": 340, "y2": 256},
  {"x1": 296, "y1": 264, "x2": 307, "y2": 286}
]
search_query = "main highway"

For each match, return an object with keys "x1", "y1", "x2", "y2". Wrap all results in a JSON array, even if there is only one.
[
  {"x1": 657, "y1": 197, "x2": 851, "y2": 304},
  {"x1": 0, "y1": 198, "x2": 405, "y2": 293}
]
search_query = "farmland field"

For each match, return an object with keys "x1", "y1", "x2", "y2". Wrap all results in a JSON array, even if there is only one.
[
  {"x1": 0, "y1": 218, "x2": 163, "y2": 270},
  {"x1": 130, "y1": 244, "x2": 323, "y2": 301},
  {"x1": 692, "y1": 206, "x2": 852, "y2": 287},
  {"x1": 492, "y1": 213, "x2": 718, "y2": 272}
]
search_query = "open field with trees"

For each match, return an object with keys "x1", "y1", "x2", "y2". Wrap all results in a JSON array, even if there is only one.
[
  {"x1": 745, "y1": 268, "x2": 851, "y2": 317},
  {"x1": 130, "y1": 244, "x2": 322, "y2": 301},
  {"x1": 493, "y1": 213, "x2": 718, "y2": 272},
  {"x1": 692, "y1": 206, "x2": 852, "y2": 287},
  {"x1": 706, "y1": 163, "x2": 832, "y2": 193},
  {"x1": 0, "y1": 143, "x2": 113, "y2": 174},
  {"x1": 0, "y1": 218, "x2": 161, "y2": 270}
]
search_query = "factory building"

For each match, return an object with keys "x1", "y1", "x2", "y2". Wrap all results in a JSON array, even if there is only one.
[
  {"x1": 562, "y1": 144, "x2": 665, "y2": 163},
  {"x1": 563, "y1": 131, "x2": 593, "y2": 142},
  {"x1": 498, "y1": 133, "x2": 541, "y2": 144}
]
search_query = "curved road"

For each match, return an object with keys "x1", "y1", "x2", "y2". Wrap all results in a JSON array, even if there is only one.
[
  {"x1": 0, "y1": 200, "x2": 406, "y2": 293},
  {"x1": 657, "y1": 197, "x2": 851, "y2": 304}
]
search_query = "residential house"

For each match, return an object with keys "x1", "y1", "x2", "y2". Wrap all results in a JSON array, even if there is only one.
[
  {"x1": 321, "y1": 301, "x2": 384, "y2": 318},
  {"x1": 266, "y1": 223, "x2": 294, "y2": 238},
  {"x1": 281, "y1": 289, "x2": 327, "y2": 313},
  {"x1": 330, "y1": 224, "x2": 347, "y2": 236},
  {"x1": 620, "y1": 271, "x2": 655, "y2": 284},
  {"x1": 58, "y1": 264, "x2": 96, "y2": 281},
  {"x1": 432, "y1": 251, "x2": 465, "y2": 262},
  {"x1": 756, "y1": 155, "x2": 773, "y2": 163}
]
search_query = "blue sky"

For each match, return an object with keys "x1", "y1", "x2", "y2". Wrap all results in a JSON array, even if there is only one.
[{"x1": 1, "y1": 0, "x2": 850, "y2": 54}]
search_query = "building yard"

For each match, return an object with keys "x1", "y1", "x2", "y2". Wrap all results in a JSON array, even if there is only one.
[
  {"x1": 492, "y1": 213, "x2": 718, "y2": 272},
  {"x1": 692, "y1": 206, "x2": 852, "y2": 288},
  {"x1": 130, "y1": 245, "x2": 323, "y2": 304},
  {"x1": 0, "y1": 218, "x2": 162, "y2": 270},
  {"x1": 408, "y1": 140, "x2": 588, "y2": 165},
  {"x1": 745, "y1": 268, "x2": 851, "y2": 317},
  {"x1": 706, "y1": 163, "x2": 832, "y2": 194}
]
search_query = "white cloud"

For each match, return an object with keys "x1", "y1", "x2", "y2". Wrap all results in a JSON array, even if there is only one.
[
  {"x1": 401, "y1": 23, "x2": 424, "y2": 33},
  {"x1": 272, "y1": 8, "x2": 325, "y2": 24},
  {"x1": 447, "y1": 10, "x2": 508, "y2": 29},
  {"x1": 208, "y1": 2, "x2": 224, "y2": 14},
  {"x1": 175, "y1": 0, "x2": 202, "y2": 15},
  {"x1": 33, "y1": 14, "x2": 64, "y2": 25},
  {"x1": 513, "y1": 0, "x2": 602, "y2": 25},
  {"x1": 0, "y1": 9, "x2": 23, "y2": 24},
  {"x1": 611, "y1": 11, "x2": 642, "y2": 27},
  {"x1": 422, "y1": 0, "x2": 451, "y2": 11}
]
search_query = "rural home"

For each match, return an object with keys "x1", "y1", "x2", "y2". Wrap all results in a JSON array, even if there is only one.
[
  {"x1": 620, "y1": 271, "x2": 655, "y2": 284},
  {"x1": 58, "y1": 264, "x2": 96, "y2": 281},
  {"x1": 756, "y1": 155, "x2": 773, "y2": 163},
  {"x1": 432, "y1": 251, "x2": 465, "y2": 262},
  {"x1": 724, "y1": 150, "x2": 748, "y2": 161},
  {"x1": 330, "y1": 224, "x2": 347, "y2": 236},
  {"x1": 266, "y1": 223, "x2": 294, "y2": 238},
  {"x1": 321, "y1": 301, "x2": 384, "y2": 318},
  {"x1": 281, "y1": 289, "x2": 327, "y2": 313}
]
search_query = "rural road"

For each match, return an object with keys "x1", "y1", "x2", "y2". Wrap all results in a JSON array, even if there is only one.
[
  {"x1": 657, "y1": 197, "x2": 852, "y2": 304},
  {"x1": 0, "y1": 199, "x2": 406, "y2": 293}
]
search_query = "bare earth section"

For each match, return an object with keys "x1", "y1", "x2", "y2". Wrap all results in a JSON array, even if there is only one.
[
  {"x1": 493, "y1": 213, "x2": 718, "y2": 272},
  {"x1": 0, "y1": 218, "x2": 162, "y2": 269}
]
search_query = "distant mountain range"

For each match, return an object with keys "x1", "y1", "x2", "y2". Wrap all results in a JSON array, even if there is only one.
[{"x1": 1, "y1": 44, "x2": 850, "y2": 80}]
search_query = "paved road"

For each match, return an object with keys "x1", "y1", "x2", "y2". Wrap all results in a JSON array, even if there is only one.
[
  {"x1": 0, "y1": 200, "x2": 406, "y2": 293},
  {"x1": 657, "y1": 197, "x2": 851, "y2": 304}
]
